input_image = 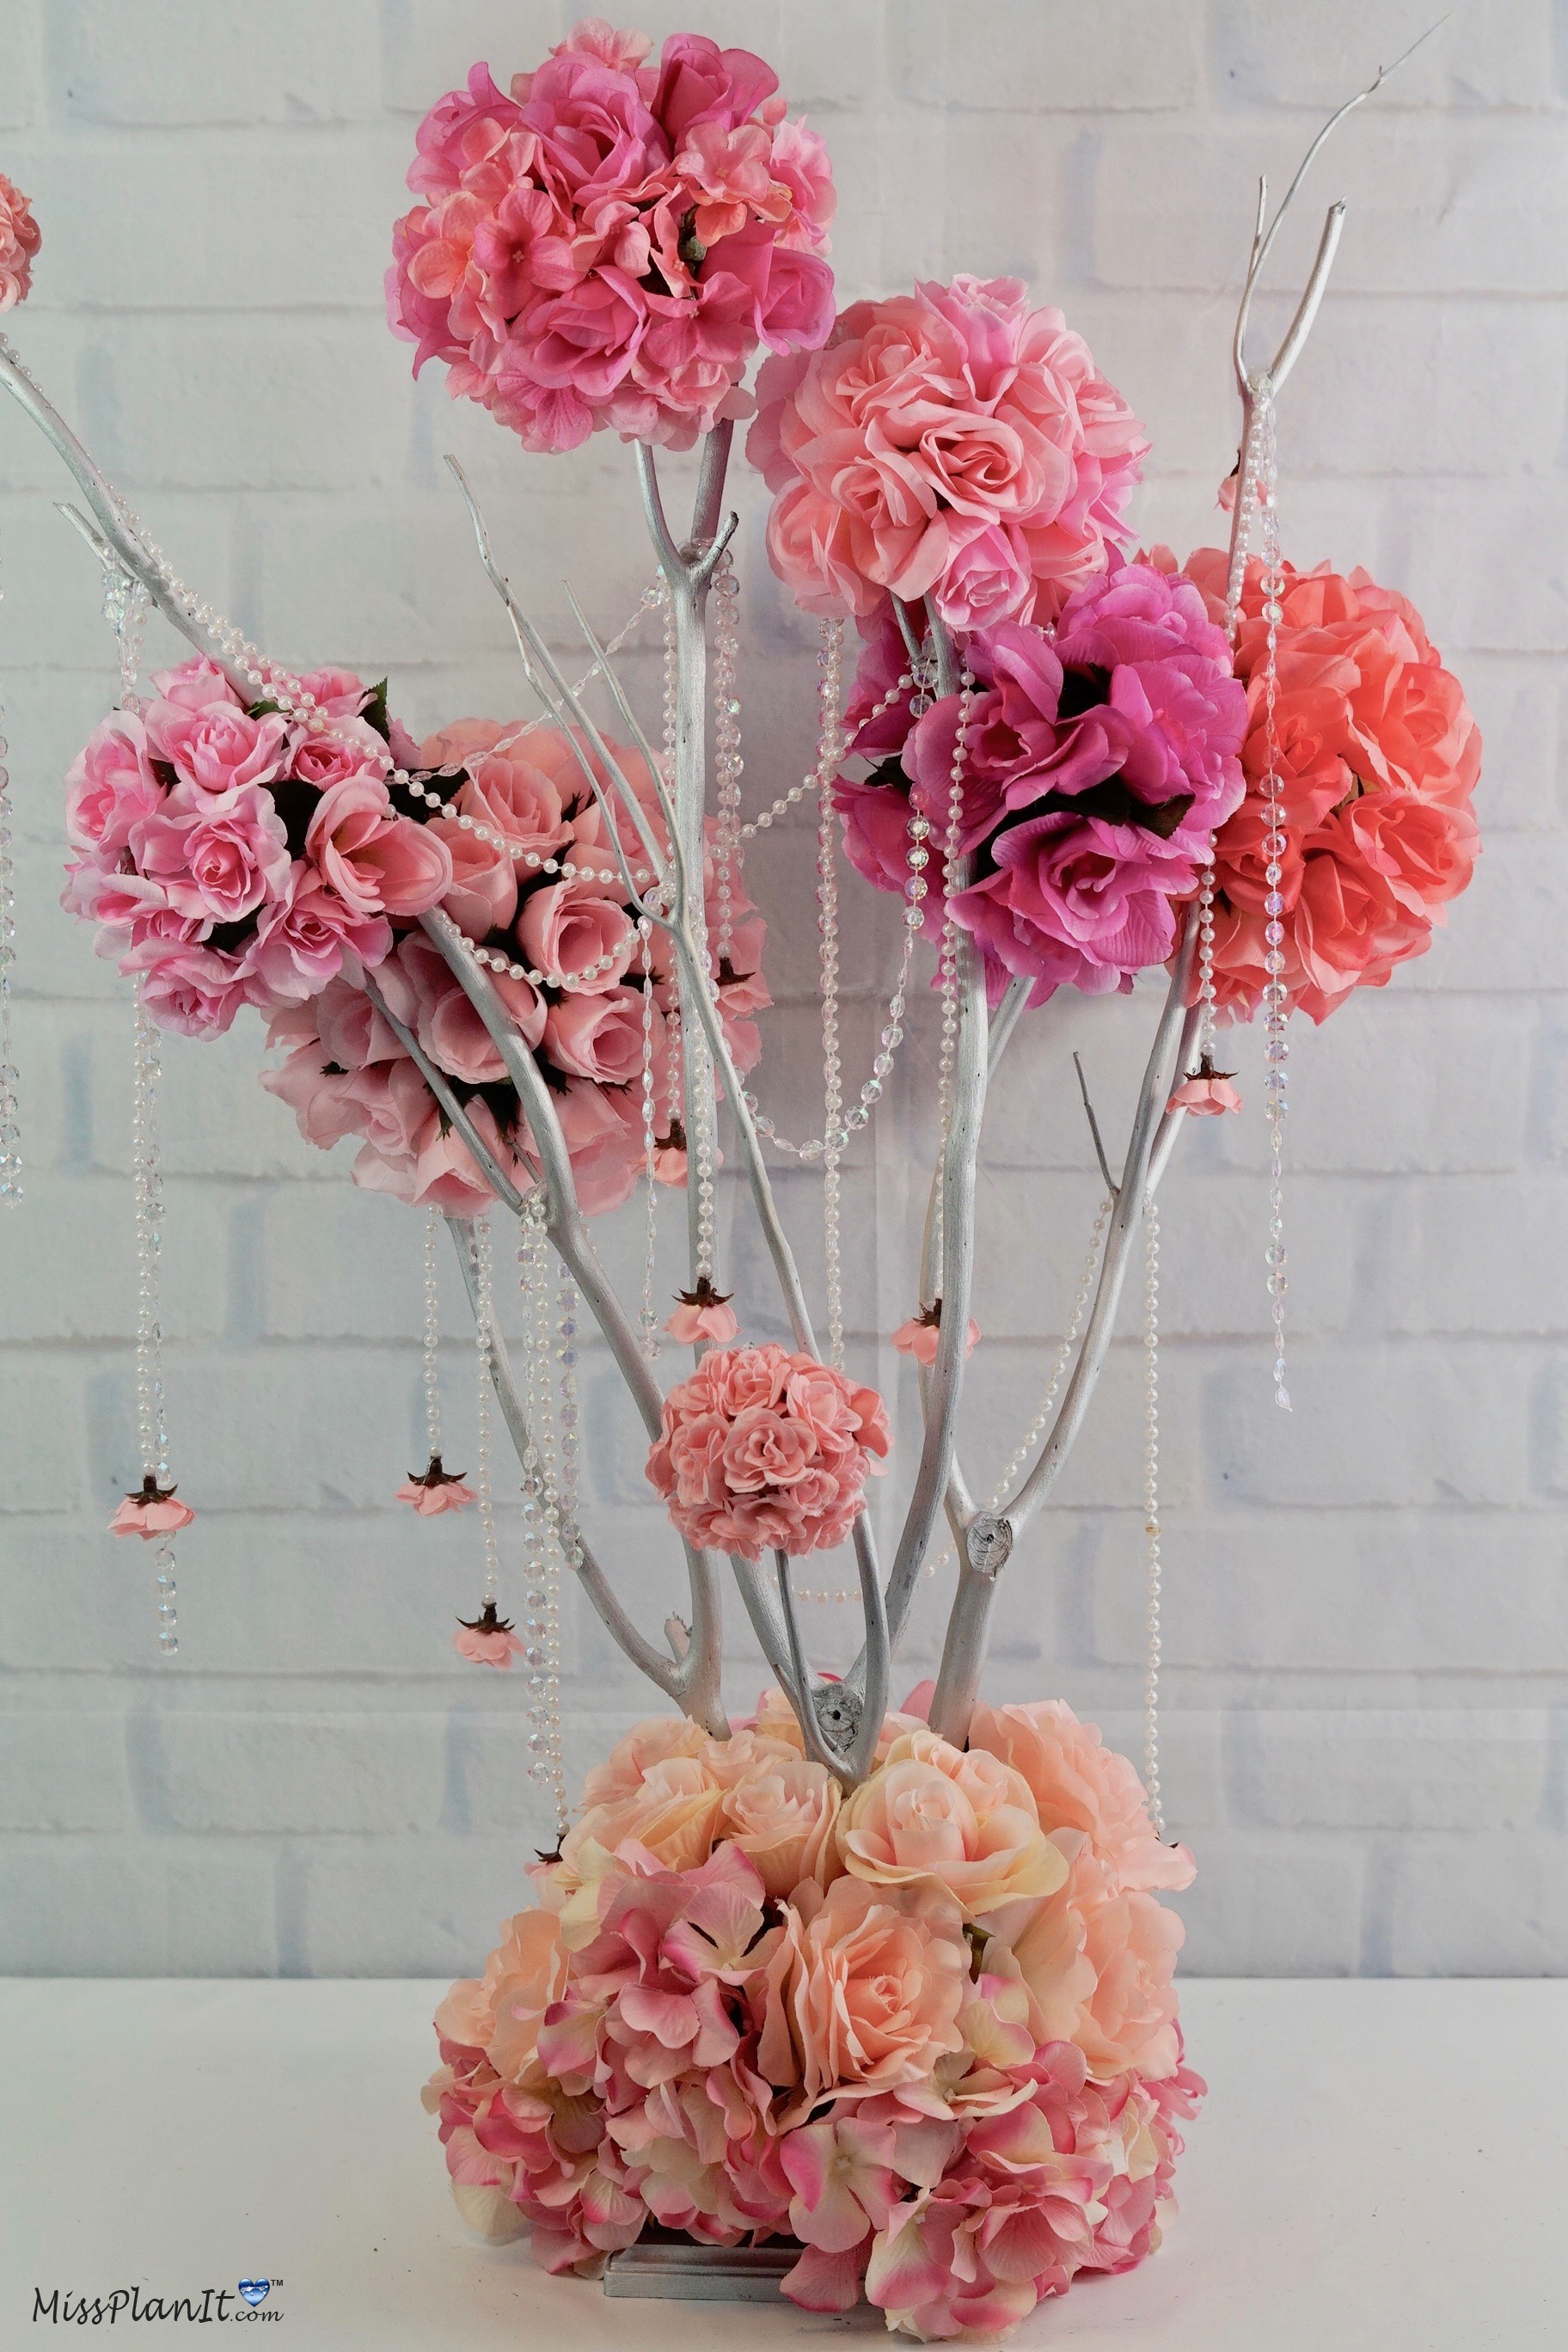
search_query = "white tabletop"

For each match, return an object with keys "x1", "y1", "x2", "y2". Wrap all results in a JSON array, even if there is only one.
[{"x1": 2, "y1": 1976, "x2": 1564, "y2": 2348}]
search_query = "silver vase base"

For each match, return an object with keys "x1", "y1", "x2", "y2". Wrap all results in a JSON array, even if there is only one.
[{"x1": 603, "y1": 2234, "x2": 801, "y2": 2302}]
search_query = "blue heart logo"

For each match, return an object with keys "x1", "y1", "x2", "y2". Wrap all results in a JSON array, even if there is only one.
[{"x1": 237, "y1": 2282, "x2": 270, "y2": 2307}]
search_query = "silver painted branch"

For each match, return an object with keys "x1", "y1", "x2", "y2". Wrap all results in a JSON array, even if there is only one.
[{"x1": 926, "y1": 916, "x2": 1200, "y2": 1743}]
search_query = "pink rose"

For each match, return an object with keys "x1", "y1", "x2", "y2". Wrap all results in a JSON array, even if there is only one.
[
  {"x1": 578, "y1": 1714, "x2": 714, "y2": 1811},
  {"x1": 542, "y1": 985, "x2": 652, "y2": 1084},
  {"x1": 286, "y1": 721, "x2": 389, "y2": 793},
  {"x1": 456, "y1": 739, "x2": 573, "y2": 866},
  {"x1": 64, "y1": 713, "x2": 162, "y2": 854},
  {"x1": 758, "y1": 1874, "x2": 969, "y2": 2111},
  {"x1": 836, "y1": 1727, "x2": 1064, "y2": 1921},
  {"x1": 246, "y1": 872, "x2": 391, "y2": 1005},
  {"x1": 144, "y1": 701, "x2": 290, "y2": 798},
  {"x1": 518, "y1": 876, "x2": 634, "y2": 991},
  {"x1": 145, "y1": 657, "x2": 241, "y2": 716},
  {"x1": 132, "y1": 940, "x2": 251, "y2": 1038},
  {"x1": 131, "y1": 784, "x2": 291, "y2": 926},
  {"x1": 306, "y1": 777, "x2": 454, "y2": 918},
  {"x1": 427, "y1": 817, "x2": 519, "y2": 941}
]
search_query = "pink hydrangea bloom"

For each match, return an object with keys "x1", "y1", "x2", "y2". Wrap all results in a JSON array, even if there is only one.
[
  {"x1": 748, "y1": 275, "x2": 1147, "y2": 630},
  {"x1": 646, "y1": 1342, "x2": 891, "y2": 1560},
  {"x1": 0, "y1": 170, "x2": 40, "y2": 311},
  {"x1": 387, "y1": 24, "x2": 836, "y2": 454}
]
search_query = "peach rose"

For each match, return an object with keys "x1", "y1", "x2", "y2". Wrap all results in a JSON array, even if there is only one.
[
  {"x1": 578, "y1": 1712, "x2": 714, "y2": 1810},
  {"x1": 715, "y1": 1752, "x2": 842, "y2": 1898},
  {"x1": 758, "y1": 1875, "x2": 969, "y2": 2110},
  {"x1": 997, "y1": 1840, "x2": 1185, "y2": 2081},
  {"x1": 559, "y1": 1753, "x2": 723, "y2": 1883},
  {"x1": 836, "y1": 1729, "x2": 1064, "y2": 1920},
  {"x1": 967, "y1": 1700, "x2": 1195, "y2": 1895},
  {"x1": 433, "y1": 1908, "x2": 567, "y2": 2085}
]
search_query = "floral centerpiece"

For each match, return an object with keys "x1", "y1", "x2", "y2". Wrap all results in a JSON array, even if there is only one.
[
  {"x1": 426, "y1": 1691, "x2": 1203, "y2": 2339},
  {"x1": 0, "y1": 9, "x2": 1481, "y2": 2340}
]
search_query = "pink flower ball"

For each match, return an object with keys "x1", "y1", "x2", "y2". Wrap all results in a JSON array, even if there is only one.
[
  {"x1": 646, "y1": 1342, "x2": 890, "y2": 1560},
  {"x1": 748, "y1": 274, "x2": 1148, "y2": 631},
  {"x1": 0, "y1": 170, "x2": 40, "y2": 311},
  {"x1": 1187, "y1": 549, "x2": 1482, "y2": 1026},
  {"x1": 387, "y1": 23, "x2": 837, "y2": 454}
]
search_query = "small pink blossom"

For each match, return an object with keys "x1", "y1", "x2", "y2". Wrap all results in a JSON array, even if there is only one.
[
  {"x1": 891, "y1": 1304, "x2": 980, "y2": 1366},
  {"x1": 665, "y1": 1280, "x2": 739, "y2": 1344},
  {"x1": 1167, "y1": 1062, "x2": 1242, "y2": 1116},
  {"x1": 453, "y1": 1599, "x2": 524, "y2": 1667},
  {"x1": 108, "y1": 1477, "x2": 195, "y2": 1540},
  {"x1": 397, "y1": 1455, "x2": 476, "y2": 1515}
]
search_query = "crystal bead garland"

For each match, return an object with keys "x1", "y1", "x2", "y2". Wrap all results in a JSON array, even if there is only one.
[
  {"x1": 636, "y1": 918, "x2": 661, "y2": 1361},
  {"x1": 743, "y1": 640, "x2": 922, "y2": 1163},
  {"x1": 470, "y1": 1215, "x2": 502, "y2": 1613},
  {"x1": 709, "y1": 550, "x2": 744, "y2": 968},
  {"x1": 815, "y1": 622, "x2": 848, "y2": 1368},
  {"x1": 1141, "y1": 1195, "x2": 1165, "y2": 1840},
  {"x1": 132, "y1": 985, "x2": 180, "y2": 1653},
  {"x1": 518, "y1": 1203, "x2": 567, "y2": 1836},
  {"x1": 421, "y1": 1205, "x2": 444, "y2": 1463},
  {"x1": 928, "y1": 669, "x2": 976, "y2": 1292},
  {"x1": 1253, "y1": 387, "x2": 1292, "y2": 1412}
]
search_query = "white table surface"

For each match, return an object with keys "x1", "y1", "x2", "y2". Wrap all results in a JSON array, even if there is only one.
[{"x1": 2, "y1": 1977, "x2": 1564, "y2": 2349}]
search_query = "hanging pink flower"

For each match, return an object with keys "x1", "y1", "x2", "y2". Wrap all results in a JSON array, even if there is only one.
[
  {"x1": 748, "y1": 275, "x2": 1147, "y2": 630},
  {"x1": 108, "y1": 1475, "x2": 196, "y2": 1540},
  {"x1": 1167, "y1": 1055, "x2": 1242, "y2": 1116},
  {"x1": 0, "y1": 170, "x2": 40, "y2": 311},
  {"x1": 665, "y1": 1277, "x2": 739, "y2": 1344},
  {"x1": 453, "y1": 1599, "x2": 524, "y2": 1666},
  {"x1": 646, "y1": 1342, "x2": 890, "y2": 1560},
  {"x1": 387, "y1": 25, "x2": 836, "y2": 454},
  {"x1": 891, "y1": 1302, "x2": 980, "y2": 1365},
  {"x1": 397, "y1": 1455, "x2": 476, "y2": 1515},
  {"x1": 1185, "y1": 550, "x2": 1482, "y2": 1026}
]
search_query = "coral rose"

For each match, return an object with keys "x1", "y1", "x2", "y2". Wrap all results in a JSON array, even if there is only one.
[
  {"x1": 758, "y1": 1875, "x2": 969, "y2": 2110},
  {"x1": 559, "y1": 1754, "x2": 723, "y2": 1884},
  {"x1": 836, "y1": 1728, "x2": 1064, "y2": 1920},
  {"x1": 714, "y1": 1752, "x2": 841, "y2": 1897}
]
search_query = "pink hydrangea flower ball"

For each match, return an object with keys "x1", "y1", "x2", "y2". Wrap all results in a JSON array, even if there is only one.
[{"x1": 747, "y1": 274, "x2": 1148, "y2": 631}]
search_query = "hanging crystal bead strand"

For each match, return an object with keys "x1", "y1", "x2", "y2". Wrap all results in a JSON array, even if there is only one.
[
  {"x1": 709, "y1": 549, "x2": 744, "y2": 968},
  {"x1": 1142, "y1": 1196, "x2": 1165, "y2": 1839},
  {"x1": 132, "y1": 986, "x2": 179, "y2": 1652},
  {"x1": 815, "y1": 621, "x2": 847, "y2": 1367},
  {"x1": 636, "y1": 919, "x2": 661, "y2": 1359},
  {"x1": 519, "y1": 1204, "x2": 567, "y2": 1834},
  {"x1": 421, "y1": 1205, "x2": 444, "y2": 1464},
  {"x1": 1253, "y1": 388, "x2": 1292, "y2": 1412},
  {"x1": 471, "y1": 1215, "x2": 502, "y2": 1609},
  {"x1": 928, "y1": 670, "x2": 974, "y2": 1294}
]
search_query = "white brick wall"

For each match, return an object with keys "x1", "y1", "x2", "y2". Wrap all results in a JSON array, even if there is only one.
[{"x1": 1, "y1": 0, "x2": 1563, "y2": 1976}]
